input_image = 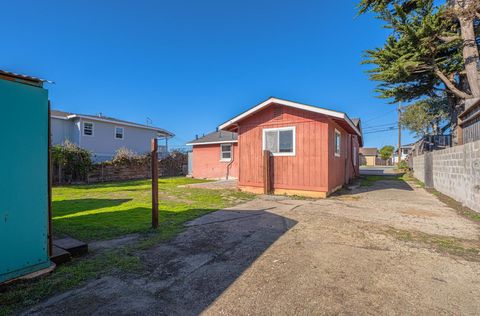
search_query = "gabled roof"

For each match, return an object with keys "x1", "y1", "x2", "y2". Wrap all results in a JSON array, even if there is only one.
[
  {"x1": 51, "y1": 109, "x2": 174, "y2": 137},
  {"x1": 351, "y1": 118, "x2": 363, "y2": 146},
  {"x1": 359, "y1": 147, "x2": 378, "y2": 156},
  {"x1": 186, "y1": 131, "x2": 237, "y2": 146},
  {"x1": 218, "y1": 97, "x2": 362, "y2": 138}
]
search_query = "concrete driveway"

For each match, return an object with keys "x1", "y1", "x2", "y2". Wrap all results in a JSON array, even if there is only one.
[
  {"x1": 360, "y1": 165, "x2": 401, "y2": 176},
  {"x1": 25, "y1": 180, "x2": 480, "y2": 315}
]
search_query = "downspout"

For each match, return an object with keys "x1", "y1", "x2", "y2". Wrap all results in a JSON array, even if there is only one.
[
  {"x1": 226, "y1": 144, "x2": 235, "y2": 180},
  {"x1": 350, "y1": 135, "x2": 359, "y2": 178},
  {"x1": 224, "y1": 123, "x2": 239, "y2": 181}
]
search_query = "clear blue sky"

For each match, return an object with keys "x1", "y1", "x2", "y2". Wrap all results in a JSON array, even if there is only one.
[{"x1": 1, "y1": 0, "x2": 416, "y2": 149}]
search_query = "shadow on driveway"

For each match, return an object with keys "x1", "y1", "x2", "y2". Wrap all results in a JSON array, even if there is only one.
[{"x1": 25, "y1": 207, "x2": 297, "y2": 315}]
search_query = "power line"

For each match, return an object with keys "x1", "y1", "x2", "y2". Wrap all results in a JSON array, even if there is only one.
[
  {"x1": 362, "y1": 108, "x2": 397, "y2": 123},
  {"x1": 363, "y1": 127, "x2": 399, "y2": 134},
  {"x1": 363, "y1": 122, "x2": 398, "y2": 130}
]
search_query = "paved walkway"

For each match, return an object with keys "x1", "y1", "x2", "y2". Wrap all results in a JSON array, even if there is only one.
[
  {"x1": 360, "y1": 166, "x2": 402, "y2": 175},
  {"x1": 25, "y1": 180, "x2": 480, "y2": 315}
]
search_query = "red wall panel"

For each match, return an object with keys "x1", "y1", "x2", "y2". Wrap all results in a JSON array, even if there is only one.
[
  {"x1": 192, "y1": 143, "x2": 239, "y2": 179},
  {"x1": 237, "y1": 103, "x2": 359, "y2": 193}
]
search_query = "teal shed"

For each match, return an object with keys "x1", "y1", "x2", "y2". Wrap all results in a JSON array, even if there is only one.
[{"x1": 0, "y1": 70, "x2": 52, "y2": 283}]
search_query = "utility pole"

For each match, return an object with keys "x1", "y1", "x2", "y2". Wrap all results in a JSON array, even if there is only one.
[{"x1": 397, "y1": 102, "x2": 402, "y2": 164}]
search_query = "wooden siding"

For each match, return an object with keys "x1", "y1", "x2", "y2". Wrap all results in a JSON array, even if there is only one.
[
  {"x1": 192, "y1": 143, "x2": 239, "y2": 179},
  {"x1": 237, "y1": 104, "x2": 359, "y2": 193},
  {"x1": 328, "y1": 121, "x2": 360, "y2": 190},
  {"x1": 463, "y1": 117, "x2": 480, "y2": 144},
  {"x1": 238, "y1": 105, "x2": 330, "y2": 192}
]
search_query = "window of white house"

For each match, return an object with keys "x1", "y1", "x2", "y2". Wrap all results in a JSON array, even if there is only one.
[
  {"x1": 115, "y1": 127, "x2": 124, "y2": 139},
  {"x1": 334, "y1": 129, "x2": 341, "y2": 157},
  {"x1": 262, "y1": 127, "x2": 295, "y2": 156},
  {"x1": 220, "y1": 144, "x2": 232, "y2": 161},
  {"x1": 83, "y1": 122, "x2": 94, "y2": 136}
]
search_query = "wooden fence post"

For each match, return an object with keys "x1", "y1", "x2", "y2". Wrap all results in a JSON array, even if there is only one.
[
  {"x1": 151, "y1": 139, "x2": 159, "y2": 229},
  {"x1": 263, "y1": 150, "x2": 271, "y2": 194}
]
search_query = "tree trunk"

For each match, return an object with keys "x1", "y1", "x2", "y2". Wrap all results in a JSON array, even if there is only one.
[{"x1": 456, "y1": 1, "x2": 480, "y2": 98}]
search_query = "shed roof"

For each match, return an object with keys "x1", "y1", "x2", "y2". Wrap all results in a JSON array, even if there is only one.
[
  {"x1": 0, "y1": 69, "x2": 52, "y2": 86},
  {"x1": 359, "y1": 147, "x2": 378, "y2": 156},
  {"x1": 51, "y1": 109, "x2": 174, "y2": 137},
  {"x1": 186, "y1": 131, "x2": 238, "y2": 146},
  {"x1": 218, "y1": 97, "x2": 362, "y2": 139}
]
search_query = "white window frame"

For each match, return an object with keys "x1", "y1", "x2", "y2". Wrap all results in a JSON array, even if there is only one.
[
  {"x1": 262, "y1": 126, "x2": 296, "y2": 157},
  {"x1": 220, "y1": 143, "x2": 233, "y2": 162},
  {"x1": 83, "y1": 121, "x2": 94, "y2": 137},
  {"x1": 334, "y1": 129, "x2": 341, "y2": 157},
  {"x1": 114, "y1": 126, "x2": 125, "y2": 140}
]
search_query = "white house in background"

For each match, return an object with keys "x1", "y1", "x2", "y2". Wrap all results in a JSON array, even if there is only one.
[
  {"x1": 392, "y1": 144, "x2": 414, "y2": 163},
  {"x1": 51, "y1": 110, "x2": 174, "y2": 161}
]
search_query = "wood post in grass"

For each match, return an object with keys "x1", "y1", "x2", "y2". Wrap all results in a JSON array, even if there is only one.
[
  {"x1": 263, "y1": 150, "x2": 271, "y2": 194},
  {"x1": 151, "y1": 138, "x2": 159, "y2": 229}
]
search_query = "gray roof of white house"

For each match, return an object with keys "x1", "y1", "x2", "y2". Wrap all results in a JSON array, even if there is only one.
[
  {"x1": 51, "y1": 109, "x2": 174, "y2": 137},
  {"x1": 187, "y1": 131, "x2": 238, "y2": 145}
]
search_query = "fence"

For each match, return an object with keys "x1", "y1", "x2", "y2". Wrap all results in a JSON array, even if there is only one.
[
  {"x1": 53, "y1": 153, "x2": 188, "y2": 184},
  {"x1": 411, "y1": 140, "x2": 480, "y2": 212}
]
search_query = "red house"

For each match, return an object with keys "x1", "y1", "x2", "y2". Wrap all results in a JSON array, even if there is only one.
[
  {"x1": 190, "y1": 97, "x2": 362, "y2": 198},
  {"x1": 187, "y1": 131, "x2": 239, "y2": 180}
]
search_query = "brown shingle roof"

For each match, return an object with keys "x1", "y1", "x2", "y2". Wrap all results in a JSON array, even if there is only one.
[{"x1": 359, "y1": 147, "x2": 377, "y2": 156}]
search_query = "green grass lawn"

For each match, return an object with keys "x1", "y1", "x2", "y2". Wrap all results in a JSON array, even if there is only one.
[
  {"x1": 53, "y1": 177, "x2": 253, "y2": 242},
  {"x1": 0, "y1": 177, "x2": 254, "y2": 315}
]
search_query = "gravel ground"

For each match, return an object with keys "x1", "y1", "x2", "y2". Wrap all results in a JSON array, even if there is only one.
[{"x1": 24, "y1": 180, "x2": 480, "y2": 315}]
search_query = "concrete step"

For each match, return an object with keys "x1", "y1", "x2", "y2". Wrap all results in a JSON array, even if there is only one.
[
  {"x1": 53, "y1": 237, "x2": 88, "y2": 257},
  {"x1": 51, "y1": 246, "x2": 71, "y2": 265}
]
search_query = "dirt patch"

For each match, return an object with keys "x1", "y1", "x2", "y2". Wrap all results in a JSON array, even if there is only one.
[
  {"x1": 181, "y1": 180, "x2": 238, "y2": 190},
  {"x1": 426, "y1": 188, "x2": 480, "y2": 224},
  {"x1": 333, "y1": 195, "x2": 361, "y2": 201},
  {"x1": 401, "y1": 209, "x2": 440, "y2": 218},
  {"x1": 384, "y1": 227, "x2": 480, "y2": 262}
]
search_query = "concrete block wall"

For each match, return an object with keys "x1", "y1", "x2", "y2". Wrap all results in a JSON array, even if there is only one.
[
  {"x1": 412, "y1": 140, "x2": 480, "y2": 212},
  {"x1": 412, "y1": 154, "x2": 425, "y2": 183}
]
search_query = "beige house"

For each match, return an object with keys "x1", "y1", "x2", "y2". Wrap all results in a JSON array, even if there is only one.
[{"x1": 359, "y1": 148, "x2": 378, "y2": 166}]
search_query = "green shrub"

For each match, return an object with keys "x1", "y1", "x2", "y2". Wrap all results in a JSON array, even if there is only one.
[
  {"x1": 110, "y1": 147, "x2": 149, "y2": 166},
  {"x1": 52, "y1": 141, "x2": 92, "y2": 182},
  {"x1": 397, "y1": 160, "x2": 409, "y2": 171}
]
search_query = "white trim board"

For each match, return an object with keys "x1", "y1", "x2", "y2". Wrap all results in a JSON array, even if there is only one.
[
  {"x1": 218, "y1": 97, "x2": 361, "y2": 137},
  {"x1": 219, "y1": 143, "x2": 233, "y2": 162},
  {"x1": 51, "y1": 115, "x2": 69, "y2": 120},
  {"x1": 262, "y1": 126, "x2": 296, "y2": 157},
  {"x1": 114, "y1": 126, "x2": 125, "y2": 140}
]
